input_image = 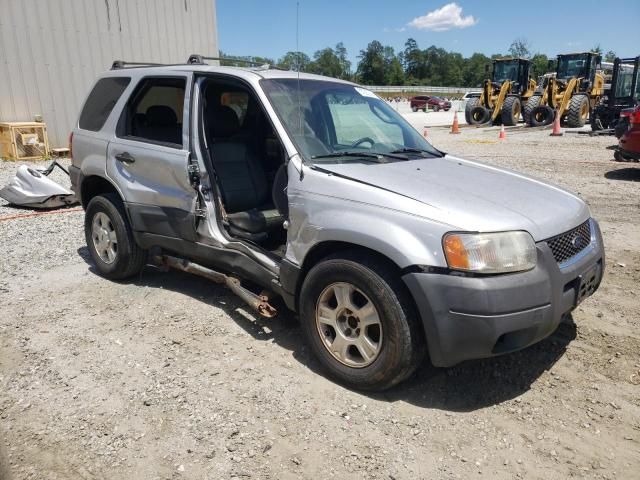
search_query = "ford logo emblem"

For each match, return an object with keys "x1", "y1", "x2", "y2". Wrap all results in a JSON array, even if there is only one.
[{"x1": 571, "y1": 235, "x2": 587, "y2": 249}]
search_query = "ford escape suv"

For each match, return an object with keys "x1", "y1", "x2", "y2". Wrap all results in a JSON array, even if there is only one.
[{"x1": 69, "y1": 56, "x2": 604, "y2": 391}]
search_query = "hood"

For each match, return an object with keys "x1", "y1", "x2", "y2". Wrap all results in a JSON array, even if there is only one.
[
  {"x1": 0, "y1": 165, "x2": 77, "y2": 209},
  {"x1": 315, "y1": 154, "x2": 589, "y2": 241}
]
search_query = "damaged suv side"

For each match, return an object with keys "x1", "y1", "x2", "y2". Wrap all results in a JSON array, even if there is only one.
[{"x1": 70, "y1": 58, "x2": 604, "y2": 391}]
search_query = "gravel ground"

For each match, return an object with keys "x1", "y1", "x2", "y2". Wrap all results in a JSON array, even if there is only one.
[{"x1": 1, "y1": 128, "x2": 639, "y2": 480}]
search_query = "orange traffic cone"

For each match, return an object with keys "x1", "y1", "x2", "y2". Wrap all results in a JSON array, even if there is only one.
[
  {"x1": 550, "y1": 110, "x2": 563, "y2": 136},
  {"x1": 423, "y1": 126, "x2": 429, "y2": 139},
  {"x1": 498, "y1": 124, "x2": 506, "y2": 140},
  {"x1": 450, "y1": 111, "x2": 461, "y2": 134}
]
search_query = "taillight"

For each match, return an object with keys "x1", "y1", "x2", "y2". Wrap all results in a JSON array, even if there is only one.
[{"x1": 68, "y1": 132, "x2": 73, "y2": 159}]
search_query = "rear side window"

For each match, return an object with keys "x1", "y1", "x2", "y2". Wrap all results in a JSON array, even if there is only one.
[
  {"x1": 79, "y1": 77, "x2": 130, "y2": 131},
  {"x1": 119, "y1": 77, "x2": 186, "y2": 147}
]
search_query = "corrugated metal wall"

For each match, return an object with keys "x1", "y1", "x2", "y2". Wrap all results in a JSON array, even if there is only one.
[{"x1": 0, "y1": 0, "x2": 218, "y2": 148}]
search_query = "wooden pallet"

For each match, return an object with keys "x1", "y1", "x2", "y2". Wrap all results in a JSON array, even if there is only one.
[{"x1": 0, "y1": 122, "x2": 50, "y2": 160}]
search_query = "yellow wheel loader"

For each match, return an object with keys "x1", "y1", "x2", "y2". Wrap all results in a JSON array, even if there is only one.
[
  {"x1": 526, "y1": 52, "x2": 605, "y2": 128},
  {"x1": 465, "y1": 58, "x2": 537, "y2": 126}
]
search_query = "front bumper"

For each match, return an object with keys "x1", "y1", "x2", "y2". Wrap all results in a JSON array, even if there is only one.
[{"x1": 403, "y1": 219, "x2": 605, "y2": 367}]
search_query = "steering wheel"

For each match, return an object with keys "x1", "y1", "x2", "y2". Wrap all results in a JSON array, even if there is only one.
[{"x1": 350, "y1": 137, "x2": 375, "y2": 148}]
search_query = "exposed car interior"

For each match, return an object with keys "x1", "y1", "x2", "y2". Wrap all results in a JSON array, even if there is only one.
[{"x1": 201, "y1": 79, "x2": 288, "y2": 250}]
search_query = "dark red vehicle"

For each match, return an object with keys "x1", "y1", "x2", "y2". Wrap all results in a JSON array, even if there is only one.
[
  {"x1": 615, "y1": 106, "x2": 640, "y2": 162},
  {"x1": 410, "y1": 95, "x2": 452, "y2": 112}
]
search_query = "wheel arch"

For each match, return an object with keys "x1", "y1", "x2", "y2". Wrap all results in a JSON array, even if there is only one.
[
  {"x1": 290, "y1": 242, "x2": 427, "y2": 340},
  {"x1": 80, "y1": 175, "x2": 122, "y2": 209}
]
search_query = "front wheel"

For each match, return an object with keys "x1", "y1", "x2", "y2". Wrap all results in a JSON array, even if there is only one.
[
  {"x1": 500, "y1": 96, "x2": 521, "y2": 126},
  {"x1": 85, "y1": 194, "x2": 147, "y2": 280},
  {"x1": 299, "y1": 252, "x2": 425, "y2": 391}
]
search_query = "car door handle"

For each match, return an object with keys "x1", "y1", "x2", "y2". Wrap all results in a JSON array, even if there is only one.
[{"x1": 115, "y1": 152, "x2": 135, "y2": 164}]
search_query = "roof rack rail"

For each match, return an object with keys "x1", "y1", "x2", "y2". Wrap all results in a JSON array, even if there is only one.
[
  {"x1": 111, "y1": 60, "x2": 166, "y2": 70},
  {"x1": 187, "y1": 54, "x2": 278, "y2": 69},
  {"x1": 187, "y1": 54, "x2": 264, "y2": 66}
]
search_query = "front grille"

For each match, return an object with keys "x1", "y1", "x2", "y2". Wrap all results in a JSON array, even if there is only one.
[{"x1": 546, "y1": 220, "x2": 592, "y2": 265}]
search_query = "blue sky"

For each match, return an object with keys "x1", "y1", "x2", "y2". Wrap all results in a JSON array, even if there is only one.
[{"x1": 217, "y1": 0, "x2": 640, "y2": 65}]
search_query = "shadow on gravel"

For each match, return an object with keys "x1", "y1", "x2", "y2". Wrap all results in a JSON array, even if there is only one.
[
  {"x1": 379, "y1": 322, "x2": 576, "y2": 411},
  {"x1": 77, "y1": 246, "x2": 576, "y2": 412},
  {"x1": 605, "y1": 167, "x2": 640, "y2": 182},
  {"x1": 0, "y1": 440, "x2": 11, "y2": 480}
]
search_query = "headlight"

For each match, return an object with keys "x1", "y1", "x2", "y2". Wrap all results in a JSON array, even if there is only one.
[{"x1": 443, "y1": 231, "x2": 537, "y2": 273}]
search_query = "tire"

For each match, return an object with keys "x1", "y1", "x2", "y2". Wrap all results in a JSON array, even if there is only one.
[
  {"x1": 523, "y1": 95, "x2": 541, "y2": 125},
  {"x1": 411, "y1": 106, "x2": 417, "y2": 112},
  {"x1": 565, "y1": 94, "x2": 589, "y2": 128},
  {"x1": 434, "y1": 105, "x2": 440, "y2": 112},
  {"x1": 469, "y1": 105, "x2": 491, "y2": 125},
  {"x1": 500, "y1": 96, "x2": 521, "y2": 126},
  {"x1": 299, "y1": 251, "x2": 425, "y2": 391},
  {"x1": 464, "y1": 98, "x2": 479, "y2": 124},
  {"x1": 529, "y1": 105, "x2": 555, "y2": 127},
  {"x1": 85, "y1": 193, "x2": 147, "y2": 280},
  {"x1": 615, "y1": 117, "x2": 630, "y2": 139}
]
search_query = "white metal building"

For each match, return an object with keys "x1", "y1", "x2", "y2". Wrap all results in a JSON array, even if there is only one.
[{"x1": 0, "y1": 0, "x2": 218, "y2": 147}]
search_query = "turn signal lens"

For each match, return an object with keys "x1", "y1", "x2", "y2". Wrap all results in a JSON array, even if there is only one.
[{"x1": 443, "y1": 231, "x2": 537, "y2": 274}]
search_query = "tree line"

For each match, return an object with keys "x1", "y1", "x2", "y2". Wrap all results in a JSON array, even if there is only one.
[{"x1": 221, "y1": 38, "x2": 617, "y2": 88}]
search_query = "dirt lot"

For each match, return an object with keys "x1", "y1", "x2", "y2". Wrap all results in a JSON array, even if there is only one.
[{"x1": 1, "y1": 127, "x2": 639, "y2": 480}]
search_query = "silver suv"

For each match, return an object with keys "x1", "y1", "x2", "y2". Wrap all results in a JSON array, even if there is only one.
[{"x1": 70, "y1": 57, "x2": 604, "y2": 391}]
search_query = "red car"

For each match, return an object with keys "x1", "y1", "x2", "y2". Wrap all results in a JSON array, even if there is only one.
[
  {"x1": 410, "y1": 95, "x2": 452, "y2": 112},
  {"x1": 615, "y1": 106, "x2": 640, "y2": 162}
]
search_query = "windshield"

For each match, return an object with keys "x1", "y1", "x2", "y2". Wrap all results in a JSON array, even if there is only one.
[
  {"x1": 261, "y1": 79, "x2": 441, "y2": 163},
  {"x1": 557, "y1": 54, "x2": 590, "y2": 79},
  {"x1": 492, "y1": 61, "x2": 519, "y2": 83}
]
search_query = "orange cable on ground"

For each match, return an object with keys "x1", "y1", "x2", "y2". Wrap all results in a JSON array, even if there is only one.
[{"x1": 0, "y1": 207, "x2": 83, "y2": 222}]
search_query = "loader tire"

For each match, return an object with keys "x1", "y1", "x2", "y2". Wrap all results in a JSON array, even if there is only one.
[
  {"x1": 500, "y1": 96, "x2": 521, "y2": 126},
  {"x1": 566, "y1": 94, "x2": 589, "y2": 128},
  {"x1": 464, "y1": 98, "x2": 479, "y2": 124},
  {"x1": 524, "y1": 95, "x2": 541, "y2": 125},
  {"x1": 469, "y1": 106, "x2": 491, "y2": 125},
  {"x1": 530, "y1": 105, "x2": 555, "y2": 127}
]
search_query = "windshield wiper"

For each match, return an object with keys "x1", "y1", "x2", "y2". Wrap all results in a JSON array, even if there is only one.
[
  {"x1": 389, "y1": 147, "x2": 440, "y2": 157},
  {"x1": 312, "y1": 150, "x2": 411, "y2": 162}
]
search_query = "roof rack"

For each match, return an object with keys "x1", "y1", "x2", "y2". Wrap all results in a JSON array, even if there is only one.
[
  {"x1": 187, "y1": 54, "x2": 284, "y2": 70},
  {"x1": 111, "y1": 60, "x2": 167, "y2": 70}
]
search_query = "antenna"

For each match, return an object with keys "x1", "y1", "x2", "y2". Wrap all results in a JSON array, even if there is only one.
[{"x1": 296, "y1": 1, "x2": 302, "y2": 135}]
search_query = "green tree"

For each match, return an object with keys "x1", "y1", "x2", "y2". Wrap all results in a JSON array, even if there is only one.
[
  {"x1": 308, "y1": 48, "x2": 342, "y2": 77},
  {"x1": 463, "y1": 52, "x2": 491, "y2": 87},
  {"x1": 356, "y1": 40, "x2": 386, "y2": 85},
  {"x1": 334, "y1": 42, "x2": 352, "y2": 79},
  {"x1": 277, "y1": 51, "x2": 311, "y2": 71},
  {"x1": 383, "y1": 46, "x2": 404, "y2": 85},
  {"x1": 508, "y1": 38, "x2": 531, "y2": 59},
  {"x1": 604, "y1": 50, "x2": 616, "y2": 62},
  {"x1": 591, "y1": 44, "x2": 603, "y2": 54},
  {"x1": 530, "y1": 53, "x2": 550, "y2": 77},
  {"x1": 403, "y1": 38, "x2": 423, "y2": 80}
]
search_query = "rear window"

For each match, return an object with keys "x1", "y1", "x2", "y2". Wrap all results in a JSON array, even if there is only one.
[{"x1": 79, "y1": 77, "x2": 131, "y2": 131}]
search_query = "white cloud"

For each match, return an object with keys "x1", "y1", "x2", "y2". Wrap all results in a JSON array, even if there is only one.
[{"x1": 408, "y1": 3, "x2": 477, "y2": 32}]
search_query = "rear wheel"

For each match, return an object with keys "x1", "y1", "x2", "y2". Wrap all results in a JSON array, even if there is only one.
[
  {"x1": 566, "y1": 94, "x2": 589, "y2": 128},
  {"x1": 500, "y1": 96, "x2": 521, "y2": 126},
  {"x1": 299, "y1": 251, "x2": 425, "y2": 391},
  {"x1": 524, "y1": 95, "x2": 541, "y2": 125},
  {"x1": 469, "y1": 105, "x2": 491, "y2": 125},
  {"x1": 464, "y1": 98, "x2": 479, "y2": 124},
  {"x1": 411, "y1": 106, "x2": 418, "y2": 112},
  {"x1": 85, "y1": 194, "x2": 147, "y2": 280}
]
